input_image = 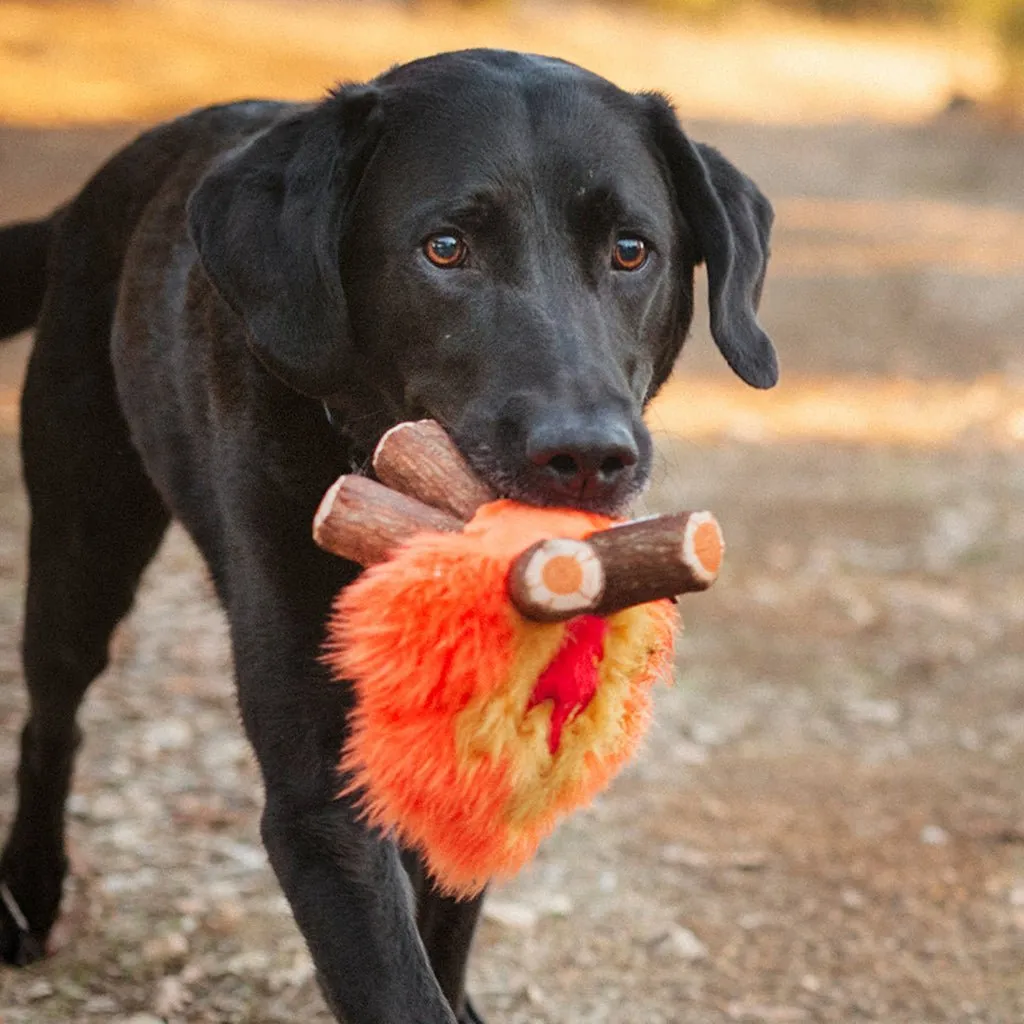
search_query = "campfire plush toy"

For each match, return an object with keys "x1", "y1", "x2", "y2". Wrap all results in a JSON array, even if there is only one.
[{"x1": 313, "y1": 421, "x2": 723, "y2": 897}]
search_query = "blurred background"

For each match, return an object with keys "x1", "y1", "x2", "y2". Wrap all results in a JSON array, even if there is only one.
[{"x1": 0, "y1": 1, "x2": 1022, "y2": 1022}]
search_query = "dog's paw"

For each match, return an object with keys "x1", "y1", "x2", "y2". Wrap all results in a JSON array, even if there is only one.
[
  {"x1": 0, "y1": 882, "x2": 47, "y2": 966},
  {"x1": 459, "y1": 997, "x2": 487, "y2": 1024}
]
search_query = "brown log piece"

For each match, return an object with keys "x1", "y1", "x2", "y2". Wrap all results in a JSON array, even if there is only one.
[
  {"x1": 313, "y1": 474, "x2": 462, "y2": 566},
  {"x1": 372, "y1": 420, "x2": 496, "y2": 521},
  {"x1": 508, "y1": 511, "x2": 723, "y2": 622}
]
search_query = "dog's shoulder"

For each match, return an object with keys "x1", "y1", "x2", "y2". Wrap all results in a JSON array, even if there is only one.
[
  {"x1": 42, "y1": 99, "x2": 312, "y2": 311},
  {"x1": 114, "y1": 100, "x2": 308, "y2": 189}
]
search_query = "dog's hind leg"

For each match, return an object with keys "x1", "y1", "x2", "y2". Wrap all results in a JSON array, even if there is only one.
[{"x1": 0, "y1": 300, "x2": 170, "y2": 965}]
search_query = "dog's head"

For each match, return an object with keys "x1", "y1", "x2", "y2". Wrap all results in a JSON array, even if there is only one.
[{"x1": 189, "y1": 50, "x2": 776, "y2": 513}]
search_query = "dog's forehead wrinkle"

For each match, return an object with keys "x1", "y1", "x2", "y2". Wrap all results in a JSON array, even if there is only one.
[{"x1": 374, "y1": 56, "x2": 655, "y2": 193}]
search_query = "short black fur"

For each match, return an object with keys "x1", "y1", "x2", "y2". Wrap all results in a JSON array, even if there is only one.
[{"x1": 0, "y1": 50, "x2": 775, "y2": 1022}]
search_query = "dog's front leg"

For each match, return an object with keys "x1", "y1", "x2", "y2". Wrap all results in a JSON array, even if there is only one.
[
  {"x1": 260, "y1": 790, "x2": 455, "y2": 1024},
  {"x1": 230, "y1": 579, "x2": 458, "y2": 1024}
]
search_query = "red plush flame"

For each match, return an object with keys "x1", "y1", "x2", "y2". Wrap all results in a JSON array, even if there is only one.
[{"x1": 527, "y1": 615, "x2": 608, "y2": 754}]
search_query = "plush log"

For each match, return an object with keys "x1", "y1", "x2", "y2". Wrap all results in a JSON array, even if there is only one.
[
  {"x1": 313, "y1": 420, "x2": 724, "y2": 622},
  {"x1": 507, "y1": 511, "x2": 723, "y2": 621},
  {"x1": 373, "y1": 420, "x2": 496, "y2": 520},
  {"x1": 312, "y1": 475, "x2": 462, "y2": 567}
]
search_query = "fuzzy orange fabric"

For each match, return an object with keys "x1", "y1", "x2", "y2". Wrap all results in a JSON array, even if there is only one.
[{"x1": 323, "y1": 500, "x2": 678, "y2": 897}]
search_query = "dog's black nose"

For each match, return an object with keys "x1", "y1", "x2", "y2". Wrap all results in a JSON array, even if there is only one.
[{"x1": 524, "y1": 418, "x2": 639, "y2": 506}]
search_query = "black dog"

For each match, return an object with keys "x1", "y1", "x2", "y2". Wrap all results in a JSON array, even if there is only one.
[{"x1": 0, "y1": 50, "x2": 776, "y2": 1023}]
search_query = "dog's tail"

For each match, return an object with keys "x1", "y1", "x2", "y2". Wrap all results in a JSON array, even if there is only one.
[{"x1": 0, "y1": 210, "x2": 63, "y2": 341}]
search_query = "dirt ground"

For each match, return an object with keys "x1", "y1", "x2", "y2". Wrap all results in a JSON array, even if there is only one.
[{"x1": 0, "y1": 9, "x2": 1023, "y2": 1023}]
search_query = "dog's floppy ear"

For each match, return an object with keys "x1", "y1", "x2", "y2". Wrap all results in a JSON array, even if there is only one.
[
  {"x1": 645, "y1": 94, "x2": 778, "y2": 389},
  {"x1": 187, "y1": 89, "x2": 380, "y2": 397}
]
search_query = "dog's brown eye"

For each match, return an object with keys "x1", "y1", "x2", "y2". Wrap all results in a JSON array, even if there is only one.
[
  {"x1": 424, "y1": 234, "x2": 468, "y2": 268},
  {"x1": 612, "y1": 237, "x2": 648, "y2": 271}
]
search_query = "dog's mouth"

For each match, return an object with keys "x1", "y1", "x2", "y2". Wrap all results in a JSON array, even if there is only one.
[{"x1": 490, "y1": 473, "x2": 640, "y2": 517}]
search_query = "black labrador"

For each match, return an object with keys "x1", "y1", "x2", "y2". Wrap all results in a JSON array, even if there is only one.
[{"x1": 0, "y1": 49, "x2": 776, "y2": 1023}]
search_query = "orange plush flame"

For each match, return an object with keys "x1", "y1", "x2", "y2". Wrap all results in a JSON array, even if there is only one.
[{"x1": 323, "y1": 501, "x2": 677, "y2": 897}]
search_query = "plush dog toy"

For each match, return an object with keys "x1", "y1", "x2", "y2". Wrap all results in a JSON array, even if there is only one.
[{"x1": 313, "y1": 421, "x2": 723, "y2": 896}]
